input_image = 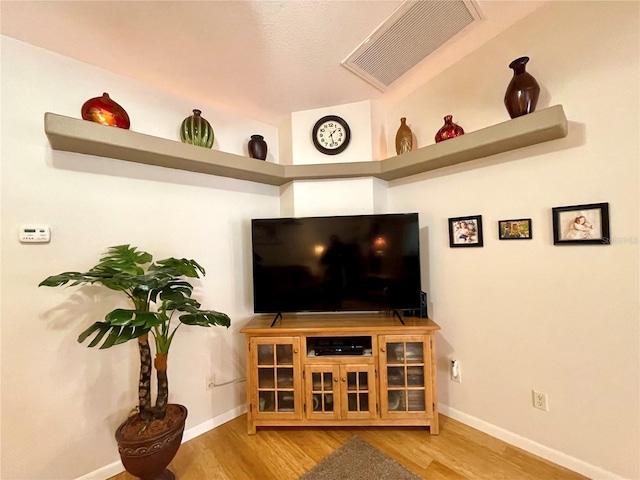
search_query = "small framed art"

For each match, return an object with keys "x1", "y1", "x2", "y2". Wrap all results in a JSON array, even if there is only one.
[
  {"x1": 449, "y1": 215, "x2": 483, "y2": 247},
  {"x1": 552, "y1": 202, "x2": 610, "y2": 245},
  {"x1": 499, "y1": 218, "x2": 532, "y2": 240}
]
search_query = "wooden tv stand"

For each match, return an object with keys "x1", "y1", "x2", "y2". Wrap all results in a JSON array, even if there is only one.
[{"x1": 240, "y1": 313, "x2": 440, "y2": 434}]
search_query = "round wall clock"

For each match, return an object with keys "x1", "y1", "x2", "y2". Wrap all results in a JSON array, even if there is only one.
[{"x1": 312, "y1": 115, "x2": 351, "y2": 155}]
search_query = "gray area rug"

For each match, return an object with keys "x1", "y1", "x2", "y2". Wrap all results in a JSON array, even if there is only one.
[{"x1": 299, "y1": 435, "x2": 422, "y2": 480}]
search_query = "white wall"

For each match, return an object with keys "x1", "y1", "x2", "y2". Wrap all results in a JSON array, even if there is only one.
[
  {"x1": 0, "y1": 37, "x2": 280, "y2": 480},
  {"x1": 286, "y1": 102, "x2": 386, "y2": 218},
  {"x1": 385, "y1": 2, "x2": 639, "y2": 479},
  {"x1": 291, "y1": 100, "x2": 373, "y2": 165}
]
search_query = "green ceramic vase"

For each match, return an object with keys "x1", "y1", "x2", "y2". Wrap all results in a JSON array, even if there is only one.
[{"x1": 180, "y1": 109, "x2": 214, "y2": 148}]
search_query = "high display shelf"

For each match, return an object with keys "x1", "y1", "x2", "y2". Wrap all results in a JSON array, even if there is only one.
[{"x1": 44, "y1": 105, "x2": 568, "y2": 186}]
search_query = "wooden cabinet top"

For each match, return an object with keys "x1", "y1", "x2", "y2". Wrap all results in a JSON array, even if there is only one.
[{"x1": 240, "y1": 313, "x2": 440, "y2": 336}]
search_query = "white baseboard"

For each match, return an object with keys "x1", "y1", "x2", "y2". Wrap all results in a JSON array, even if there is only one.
[
  {"x1": 75, "y1": 405, "x2": 247, "y2": 480},
  {"x1": 439, "y1": 404, "x2": 625, "y2": 480},
  {"x1": 182, "y1": 404, "x2": 247, "y2": 443},
  {"x1": 75, "y1": 462, "x2": 124, "y2": 480}
]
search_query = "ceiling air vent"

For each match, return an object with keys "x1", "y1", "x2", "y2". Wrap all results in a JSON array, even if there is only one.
[{"x1": 342, "y1": 0, "x2": 481, "y2": 91}]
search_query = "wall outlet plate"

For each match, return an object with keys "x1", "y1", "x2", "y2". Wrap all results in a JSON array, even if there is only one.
[
  {"x1": 451, "y1": 359, "x2": 461, "y2": 383},
  {"x1": 532, "y1": 390, "x2": 548, "y2": 411}
]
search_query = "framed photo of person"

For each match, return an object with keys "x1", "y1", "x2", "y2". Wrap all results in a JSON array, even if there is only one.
[
  {"x1": 448, "y1": 215, "x2": 483, "y2": 248},
  {"x1": 498, "y1": 218, "x2": 532, "y2": 240},
  {"x1": 552, "y1": 202, "x2": 610, "y2": 245}
]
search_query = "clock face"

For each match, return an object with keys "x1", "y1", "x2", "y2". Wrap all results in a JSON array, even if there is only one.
[{"x1": 312, "y1": 115, "x2": 351, "y2": 155}]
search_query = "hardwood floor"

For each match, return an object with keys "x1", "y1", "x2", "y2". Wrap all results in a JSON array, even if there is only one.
[{"x1": 109, "y1": 414, "x2": 588, "y2": 480}]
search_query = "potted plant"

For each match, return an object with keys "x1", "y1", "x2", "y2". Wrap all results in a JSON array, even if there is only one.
[{"x1": 39, "y1": 245, "x2": 230, "y2": 480}]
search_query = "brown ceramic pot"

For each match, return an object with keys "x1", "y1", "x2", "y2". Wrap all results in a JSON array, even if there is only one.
[{"x1": 115, "y1": 404, "x2": 187, "y2": 480}]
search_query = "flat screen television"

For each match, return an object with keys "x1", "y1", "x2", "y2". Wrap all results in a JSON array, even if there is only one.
[{"x1": 251, "y1": 213, "x2": 421, "y2": 316}]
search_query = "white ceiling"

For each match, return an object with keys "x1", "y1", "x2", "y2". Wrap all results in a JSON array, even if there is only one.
[{"x1": 0, "y1": 1, "x2": 547, "y2": 126}]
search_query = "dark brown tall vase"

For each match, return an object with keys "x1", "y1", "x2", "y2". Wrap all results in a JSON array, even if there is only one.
[
  {"x1": 115, "y1": 404, "x2": 187, "y2": 480},
  {"x1": 435, "y1": 115, "x2": 464, "y2": 143},
  {"x1": 248, "y1": 134, "x2": 267, "y2": 160},
  {"x1": 504, "y1": 56, "x2": 540, "y2": 118},
  {"x1": 395, "y1": 117, "x2": 413, "y2": 154}
]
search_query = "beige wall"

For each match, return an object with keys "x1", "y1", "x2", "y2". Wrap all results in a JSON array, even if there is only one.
[
  {"x1": 0, "y1": 37, "x2": 281, "y2": 479},
  {"x1": 386, "y1": 2, "x2": 639, "y2": 478}
]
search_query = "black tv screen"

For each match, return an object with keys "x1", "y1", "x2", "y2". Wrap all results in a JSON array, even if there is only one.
[{"x1": 251, "y1": 213, "x2": 421, "y2": 314}]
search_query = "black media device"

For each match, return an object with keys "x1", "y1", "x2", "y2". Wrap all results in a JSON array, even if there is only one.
[
  {"x1": 313, "y1": 337, "x2": 366, "y2": 356},
  {"x1": 251, "y1": 213, "x2": 422, "y2": 322}
]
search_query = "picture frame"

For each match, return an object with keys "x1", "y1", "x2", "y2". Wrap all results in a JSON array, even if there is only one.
[
  {"x1": 499, "y1": 218, "x2": 532, "y2": 240},
  {"x1": 552, "y1": 202, "x2": 610, "y2": 245},
  {"x1": 449, "y1": 215, "x2": 483, "y2": 247}
]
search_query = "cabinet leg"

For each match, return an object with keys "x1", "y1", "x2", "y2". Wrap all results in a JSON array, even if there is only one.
[{"x1": 429, "y1": 413, "x2": 439, "y2": 435}]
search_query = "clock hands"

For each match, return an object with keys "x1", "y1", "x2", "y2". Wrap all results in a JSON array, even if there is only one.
[{"x1": 328, "y1": 127, "x2": 341, "y2": 145}]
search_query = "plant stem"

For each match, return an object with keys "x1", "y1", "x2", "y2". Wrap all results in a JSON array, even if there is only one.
[
  {"x1": 154, "y1": 353, "x2": 169, "y2": 419},
  {"x1": 138, "y1": 333, "x2": 153, "y2": 420}
]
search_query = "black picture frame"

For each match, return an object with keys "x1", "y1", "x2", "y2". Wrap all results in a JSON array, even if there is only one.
[
  {"x1": 449, "y1": 215, "x2": 483, "y2": 247},
  {"x1": 552, "y1": 202, "x2": 610, "y2": 245},
  {"x1": 498, "y1": 218, "x2": 532, "y2": 240}
]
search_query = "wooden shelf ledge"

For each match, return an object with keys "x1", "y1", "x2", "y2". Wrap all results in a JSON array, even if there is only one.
[{"x1": 44, "y1": 105, "x2": 568, "y2": 186}]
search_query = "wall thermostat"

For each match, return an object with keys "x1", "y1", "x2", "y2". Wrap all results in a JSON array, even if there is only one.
[{"x1": 20, "y1": 225, "x2": 51, "y2": 243}]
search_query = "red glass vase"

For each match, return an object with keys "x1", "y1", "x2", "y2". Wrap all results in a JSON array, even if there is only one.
[
  {"x1": 435, "y1": 115, "x2": 464, "y2": 143},
  {"x1": 81, "y1": 92, "x2": 130, "y2": 129}
]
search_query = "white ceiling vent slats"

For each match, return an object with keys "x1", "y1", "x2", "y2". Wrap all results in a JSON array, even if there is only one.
[{"x1": 342, "y1": 0, "x2": 481, "y2": 91}]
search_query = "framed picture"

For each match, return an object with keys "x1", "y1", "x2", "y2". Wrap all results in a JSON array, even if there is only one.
[
  {"x1": 552, "y1": 202, "x2": 610, "y2": 245},
  {"x1": 449, "y1": 215, "x2": 483, "y2": 247},
  {"x1": 499, "y1": 218, "x2": 532, "y2": 240}
]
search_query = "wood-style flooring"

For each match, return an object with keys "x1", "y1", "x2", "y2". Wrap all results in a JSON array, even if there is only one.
[{"x1": 109, "y1": 413, "x2": 588, "y2": 480}]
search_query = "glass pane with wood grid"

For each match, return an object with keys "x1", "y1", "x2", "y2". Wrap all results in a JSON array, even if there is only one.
[
  {"x1": 381, "y1": 335, "x2": 432, "y2": 417},
  {"x1": 254, "y1": 338, "x2": 299, "y2": 415},
  {"x1": 342, "y1": 364, "x2": 377, "y2": 419},
  {"x1": 305, "y1": 365, "x2": 340, "y2": 419}
]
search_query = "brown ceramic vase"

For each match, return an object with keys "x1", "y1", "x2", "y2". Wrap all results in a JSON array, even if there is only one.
[
  {"x1": 395, "y1": 117, "x2": 413, "y2": 154},
  {"x1": 504, "y1": 56, "x2": 540, "y2": 118},
  {"x1": 248, "y1": 134, "x2": 268, "y2": 160}
]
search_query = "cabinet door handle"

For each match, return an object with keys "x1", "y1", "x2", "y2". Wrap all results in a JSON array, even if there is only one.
[
  {"x1": 293, "y1": 349, "x2": 298, "y2": 354},
  {"x1": 381, "y1": 347, "x2": 386, "y2": 352},
  {"x1": 342, "y1": 377, "x2": 346, "y2": 383}
]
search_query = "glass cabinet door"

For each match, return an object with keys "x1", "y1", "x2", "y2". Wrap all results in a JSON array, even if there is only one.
[
  {"x1": 379, "y1": 335, "x2": 432, "y2": 418},
  {"x1": 342, "y1": 364, "x2": 377, "y2": 419},
  {"x1": 251, "y1": 337, "x2": 301, "y2": 419},
  {"x1": 305, "y1": 365, "x2": 340, "y2": 419}
]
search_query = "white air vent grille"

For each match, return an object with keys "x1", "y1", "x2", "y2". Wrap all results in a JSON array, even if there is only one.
[{"x1": 342, "y1": 0, "x2": 481, "y2": 91}]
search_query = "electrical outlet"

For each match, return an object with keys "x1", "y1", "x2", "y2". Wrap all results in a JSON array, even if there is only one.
[
  {"x1": 450, "y1": 359, "x2": 461, "y2": 383},
  {"x1": 206, "y1": 374, "x2": 215, "y2": 391},
  {"x1": 532, "y1": 390, "x2": 548, "y2": 411}
]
